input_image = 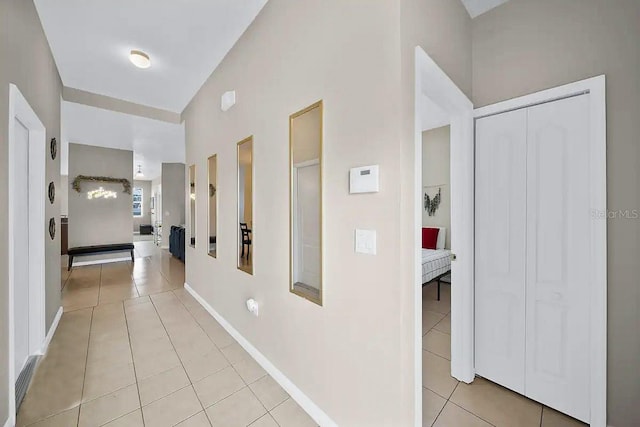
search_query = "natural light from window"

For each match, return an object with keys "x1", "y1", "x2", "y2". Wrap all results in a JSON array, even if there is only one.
[{"x1": 133, "y1": 187, "x2": 143, "y2": 217}]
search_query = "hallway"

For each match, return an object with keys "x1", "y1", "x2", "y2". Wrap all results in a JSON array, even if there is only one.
[{"x1": 17, "y1": 243, "x2": 317, "y2": 427}]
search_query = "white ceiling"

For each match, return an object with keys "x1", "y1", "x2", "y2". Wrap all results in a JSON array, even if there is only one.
[
  {"x1": 34, "y1": 0, "x2": 268, "y2": 113},
  {"x1": 61, "y1": 101, "x2": 185, "y2": 180},
  {"x1": 460, "y1": 0, "x2": 510, "y2": 18}
]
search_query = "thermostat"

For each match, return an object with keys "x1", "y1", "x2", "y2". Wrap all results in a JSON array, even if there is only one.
[{"x1": 349, "y1": 165, "x2": 379, "y2": 194}]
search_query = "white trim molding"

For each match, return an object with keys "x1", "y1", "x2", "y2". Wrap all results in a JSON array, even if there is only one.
[
  {"x1": 72, "y1": 257, "x2": 132, "y2": 268},
  {"x1": 414, "y1": 46, "x2": 475, "y2": 427},
  {"x1": 474, "y1": 75, "x2": 607, "y2": 427},
  {"x1": 184, "y1": 283, "x2": 338, "y2": 427},
  {"x1": 38, "y1": 307, "x2": 63, "y2": 355},
  {"x1": 7, "y1": 84, "x2": 47, "y2": 426}
]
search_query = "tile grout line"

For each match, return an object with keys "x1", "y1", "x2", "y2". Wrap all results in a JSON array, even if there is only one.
[
  {"x1": 147, "y1": 293, "x2": 208, "y2": 424},
  {"x1": 170, "y1": 290, "x2": 275, "y2": 426},
  {"x1": 167, "y1": 289, "x2": 225, "y2": 424},
  {"x1": 171, "y1": 290, "x2": 291, "y2": 427},
  {"x1": 76, "y1": 306, "x2": 96, "y2": 426},
  {"x1": 121, "y1": 300, "x2": 145, "y2": 426}
]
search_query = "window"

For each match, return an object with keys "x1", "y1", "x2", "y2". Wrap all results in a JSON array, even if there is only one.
[{"x1": 133, "y1": 187, "x2": 143, "y2": 217}]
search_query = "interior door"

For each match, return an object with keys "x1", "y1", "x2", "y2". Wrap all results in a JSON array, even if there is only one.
[
  {"x1": 474, "y1": 109, "x2": 527, "y2": 393},
  {"x1": 525, "y1": 95, "x2": 590, "y2": 422},
  {"x1": 294, "y1": 163, "x2": 321, "y2": 289},
  {"x1": 13, "y1": 119, "x2": 30, "y2": 378}
]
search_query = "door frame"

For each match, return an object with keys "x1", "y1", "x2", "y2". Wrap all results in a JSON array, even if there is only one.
[
  {"x1": 474, "y1": 75, "x2": 607, "y2": 426},
  {"x1": 413, "y1": 47, "x2": 475, "y2": 426},
  {"x1": 292, "y1": 159, "x2": 320, "y2": 285},
  {"x1": 7, "y1": 84, "x2": 47, "y2": 423}
]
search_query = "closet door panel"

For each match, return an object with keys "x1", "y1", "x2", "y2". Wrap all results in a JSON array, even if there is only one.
[
  {"x1": 525, "y1": 95, "x2": 591, "y2": 423},
  {"x1": 475, "y1": 109, "x2": 527, "y2": 394}
]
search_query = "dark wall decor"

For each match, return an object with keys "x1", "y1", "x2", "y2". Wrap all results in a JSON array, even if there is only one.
[
  {"x1": 209, "y1": 183, "x2": 216, "y2": 197},
  {"x1": 49, "y1": 218, "x2": 56, "y2": 240},
  {"x1": 48, "y1": 181, "x2": 55, "y2": 204},
  {"x1": 50, "y1": 137, "x2": 57, "y2": 160},
  {"x1": 424, "y1": 187, "x2": 442, "y2": 217},
  {"x1": 72, "y1": 175, "x2": 132, "y2": 194}
]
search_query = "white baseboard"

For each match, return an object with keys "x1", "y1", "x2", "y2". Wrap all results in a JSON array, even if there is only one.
[
  {"x1": 38, "y1": 307, "x2": 63, "y2": 355},
  {"x1": 184, "y1": 283, "x2": 337, "y2": 427},
  {"x1": 72, "y1": 257, "x2": 131, "y2": 268}
]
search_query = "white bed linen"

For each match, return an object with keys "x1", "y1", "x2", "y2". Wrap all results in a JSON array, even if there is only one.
[{"x1": 422, "y1": 248, "x2": 451, "y2": 284}]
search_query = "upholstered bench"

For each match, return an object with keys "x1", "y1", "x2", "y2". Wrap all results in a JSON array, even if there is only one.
[{"x1": 67, "y1": 243, "x2": 135, "y2": 270}]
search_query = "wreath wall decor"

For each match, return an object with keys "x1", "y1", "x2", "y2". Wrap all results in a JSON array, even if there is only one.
[
  {"x1": 49, "y1": 218, "x2": 56, "y2": 240},
  {"x1": 424, "y1": 187, "x2": 442, "y2": 217},
  {"x1": 50, "y1": 137, "x2": 57, "y2": 160},
  {"x1": 48, "y1": 181, "x2": 55, "y2": 204},
  {"x1": 72, "y1": 175, "x2": 132, "y2": 194}
]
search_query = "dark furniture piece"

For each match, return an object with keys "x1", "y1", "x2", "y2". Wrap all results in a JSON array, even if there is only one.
[
  {"x1": 60, "y1": 217, "x2": 68, "y2": 255},
  {"x1": 139, "y1": 224, "x2": 153, "y2": 235},
  {"x1": 169, "y1": 225, "x2": 186, "y2": 262},
  {"x1": 422, "y1": 271, "x2": 450, "y2": 301},
  {"x1": 240, "y1": 223, "x2": 252, "y2": 260},
  {"x1": 67, "y1": 243, "x2": 135, "y2": 270}
]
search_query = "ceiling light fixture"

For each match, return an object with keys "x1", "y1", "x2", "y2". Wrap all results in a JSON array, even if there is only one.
[
  {"x1": 135, "y1": 165, "x2": 144, "y2": 178},
  {"x1": 129, "y1": 50, "x2": 151, "y2": 69}
]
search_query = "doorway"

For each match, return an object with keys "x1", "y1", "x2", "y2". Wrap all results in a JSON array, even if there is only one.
[
  {"x1": 292, "y1": 160, "x2": 321, "y2": 295},
  {"x1": 8, "y1": 84, "x2": 47, "y2": 422},
  {"x1": 413, "y1": 51, "x2": 606, "y2": 426}
]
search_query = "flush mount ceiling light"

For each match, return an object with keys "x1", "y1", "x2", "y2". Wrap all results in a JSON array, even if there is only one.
[
  {"x1": 129, "y1": 50, "x2": 151, "y2": 69},
  {"x1": 135, "y1": 164, "x2": 144, "y2": 178}
]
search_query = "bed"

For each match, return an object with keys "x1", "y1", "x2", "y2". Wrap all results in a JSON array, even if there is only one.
[{"x1": 421, "y1": 227, "x2": 451, "y2": 300}]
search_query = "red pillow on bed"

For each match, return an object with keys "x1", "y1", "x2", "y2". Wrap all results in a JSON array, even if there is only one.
[{"x1": 422, "y1": 227, "x2": 439, "y2": 249}]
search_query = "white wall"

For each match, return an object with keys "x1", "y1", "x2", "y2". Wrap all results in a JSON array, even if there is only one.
[
  {"x1": 68, "y1": 144, "x2": 133, "y2": 256},
  {"x1": 161, "y1": 163, "x2": 185, "y2": 248},
  {"x1": 422, "y1": 126, "x2": 451, "y2": 248}
]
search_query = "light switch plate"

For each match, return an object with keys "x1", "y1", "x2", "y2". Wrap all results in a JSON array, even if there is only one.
[{"x1": 355, "y1": 229, "x2": 377, "y2": 255}]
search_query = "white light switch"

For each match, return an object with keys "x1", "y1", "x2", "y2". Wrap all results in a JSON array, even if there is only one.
[{"x1": 355, "y1": 229, "x2": 377, "y2": 255}]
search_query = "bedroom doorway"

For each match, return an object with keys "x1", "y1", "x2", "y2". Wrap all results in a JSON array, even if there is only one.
[{"x1": 413, "y1": 48, "x2": 474, "y2": 426}]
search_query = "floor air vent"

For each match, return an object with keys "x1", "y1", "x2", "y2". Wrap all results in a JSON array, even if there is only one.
[{"x1": 15, "y1": 355, "x2": 39, "y2": 410}]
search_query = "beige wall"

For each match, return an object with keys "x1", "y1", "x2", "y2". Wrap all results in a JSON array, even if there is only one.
[
  {"x1": 133, "y1": 179, "x2": 152, "y2": 232},
  {"x1": 291, "y1": 106, "x2": 321, "y2": 164},
  {"x1": 422, "y1": 126, "x2": 451, "y2": 249},
  {"x1": 68, "y1": 144, "x2": 134, "y2": 253},
  {"x1": 398, "y1": 0, "x2": 473, "y2": 422},
  {"x1": 182, "y1": 0, "x2": 414, "y2": 424},
  {"x1": 473, "y1": 1, "x2": 640, "y2": 425},
  {"x1": 161, "y1": 163, "x2": 186, "y2": 248},
  {"x1": 0, "y1": 0, "x2": 63, "y2": 423}
]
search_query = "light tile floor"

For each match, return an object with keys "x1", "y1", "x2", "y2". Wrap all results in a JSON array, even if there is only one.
[
  {"x1": 421, "y1": 283, "x2": 587, "y2": 427},
  {"x1": 19, "y1": 242, "x2": 317, "y2": 427}
]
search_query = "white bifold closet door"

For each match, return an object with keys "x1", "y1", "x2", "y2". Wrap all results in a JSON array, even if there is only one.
[
  {"x1": 475, "y1": 95, "x2": 591, "y2": 423},
  {"x1": 524, "y1": 95, "x2": 590, "y2": 421},
  {"x1": 475, "y1": 109, "x2": 527, "y2": 394}
]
